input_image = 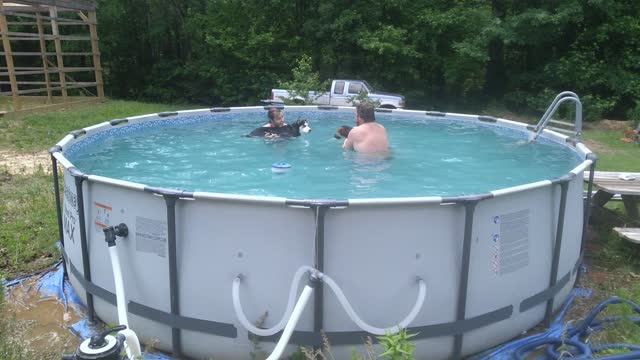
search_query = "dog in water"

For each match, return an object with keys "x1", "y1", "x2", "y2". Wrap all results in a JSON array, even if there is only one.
[
  {"x1": 247, "y1": 118, "x2": 311, "y2": 138},
  {"x1": 334, "y1": 125, "x2": 352, "y2": 139}
]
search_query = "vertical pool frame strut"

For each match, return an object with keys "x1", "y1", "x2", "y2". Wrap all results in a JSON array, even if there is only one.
[
  {"x1": 49, "y1": 146, "x2": 67, "y2": 279},
  {"x1": 312, "y1": 206, "x2": 328, "y2": 336},
  {"x1": 285, "y1": 199, "x2": 349, "y2": 347},
  {"x1": 144, "y1": 186, "x2": 194, "y2": 359},
  {"x1": 68, "y1": 167, "x2": 95, "y2": 322},
  {"x1": 581, "y1": 154, "x2": 597, "y2": 258},
  {"x1": 453, "y1": 201, "x2": 477, "y2": 359},
  {"x1": 545, "y1": 175, "x2": 572, "y2": 327},
  {"x1": 441, "y1": 193, "x2": 493, "y2": 360}
]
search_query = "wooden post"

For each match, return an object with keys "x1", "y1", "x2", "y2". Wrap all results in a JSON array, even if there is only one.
[
  {"x1": 36, "y1": 12, "x2": 52, "y2": 103},
  {"x1": 0, "y1": 1, "x2": 21, "y2": 110},
  {"x1": 49, "y1": 6, "x2": 67, "y2": 101},
  {"x1": 87, "y1": 10, "x2": 103, "y2": 99}
]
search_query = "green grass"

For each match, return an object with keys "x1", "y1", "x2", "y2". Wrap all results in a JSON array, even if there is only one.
[
  {"x1": 0, "y1": 168, "x2": 59, "y2": 276},
  {"x1": 582, "y1": 127, "x2": 640, "y2": 172},
  {"x1": 0, "y1": 99, "x2": 200, "y2": 152},
  {"x1": 586, "y1": 283, "x2": 640, "y2": 356}
]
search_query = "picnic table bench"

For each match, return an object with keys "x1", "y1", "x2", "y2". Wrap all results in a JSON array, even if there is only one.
[{"x1": 584, "y1": 170, "x2": 640, "y2": 243}]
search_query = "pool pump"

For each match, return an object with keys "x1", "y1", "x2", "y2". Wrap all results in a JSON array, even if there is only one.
[{"x1": 62, "y1": 325, "x2": 128, "y2": 360}]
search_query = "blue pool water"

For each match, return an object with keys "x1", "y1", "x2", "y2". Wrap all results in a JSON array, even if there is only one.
[{"x1": 65, "y1": 111, "x2": 582, "y2": 198}]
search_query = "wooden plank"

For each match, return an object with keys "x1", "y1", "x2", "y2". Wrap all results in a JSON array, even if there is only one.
[
  {"x1": 1, "y1": 10, "x2": 94, "y2": 22},
  {"x1": 584, "y1": 171, "x2": 640, "y2": 195},
  {"x1": 0, "y1": 51, "x2": 94, "y2": 55},
  {"x1": 36, "y1": 11, "x2": 52, "y2": 102},
  {"x1": 0, "y1": 80, "x2": 95, "y2": 85},
  {"x1": 7, "y1": 0, "x2": 96, "y2": 12},
  {"x1": 0, "y1": 67, "x2": 96, "y2": 75},
  {"x1": 0, "y1": 82, "x2": 96, "y2": 95},
  {"x1": 87, "y1": 9, "x2": 101, "y2": 98},
  {"x1": 0, "y1": 2, "x2": 21, "y2": 110},
  {"x1": 7, "y1": 20, "x2": 89, "y2": 25},
  {"x1": 0, "y1": 31, "x2": 91, "y2": 40},
  {"x1": 6, "y1": 35, "x2": 89, "y2": 41},
  {"x1": 583, "y1": 171, "x2": 640, "y2": 181},
  {"x1": 48, "y1": 6, "x2": 66, "y2": 100},
  {"x1": 613, "y1": 227, "x2": 640, "y2": 244}
]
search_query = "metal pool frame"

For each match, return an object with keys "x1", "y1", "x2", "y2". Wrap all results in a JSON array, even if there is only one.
[{"x1": 50, "y1": 105, "x2": 596, "y2": 359}]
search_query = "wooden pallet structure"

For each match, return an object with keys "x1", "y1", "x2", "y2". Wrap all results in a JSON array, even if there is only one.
[{"x1": 0, "y1": 0, "x2": 103, "y2": 115}]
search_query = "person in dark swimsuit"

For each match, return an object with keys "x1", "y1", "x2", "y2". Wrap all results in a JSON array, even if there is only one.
[{"x1": 249, "y1": 108, "x2": 287, "y2": 138}]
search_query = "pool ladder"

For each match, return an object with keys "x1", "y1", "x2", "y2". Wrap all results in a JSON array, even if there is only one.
[{"x1": 530, "y1": 91, "x2": 582, "y2": 142}]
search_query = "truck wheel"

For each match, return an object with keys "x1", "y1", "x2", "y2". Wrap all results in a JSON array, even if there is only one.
[{"x1": 380, "y1": 104, "x2": 396, "y2": 109}]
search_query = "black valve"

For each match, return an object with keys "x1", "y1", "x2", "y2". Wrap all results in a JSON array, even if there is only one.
[
  {"x1": 89, "y1": 325, "x2": 127, "y2": 349},
  {"x1": 61, "y1": 325, "x2": 127, "y2": 360},
  {"x1": 103, "y1": 223, "x2": 128, "y2": 247}
]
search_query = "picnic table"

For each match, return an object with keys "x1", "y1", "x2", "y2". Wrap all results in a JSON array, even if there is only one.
[
  {"x1": 584, "y1": 171, "x2": 640, "y2": 219},
  {"x1": 584, "y1": 171, "x2": 640, "y2": 243}
]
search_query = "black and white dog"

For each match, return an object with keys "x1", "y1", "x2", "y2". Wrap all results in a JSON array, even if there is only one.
[{"x1": 247, "y1": 118, "x2": 311, "y2": 138}]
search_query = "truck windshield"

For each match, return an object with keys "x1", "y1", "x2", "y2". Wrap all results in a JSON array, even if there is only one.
[{"x1": 362, "y1": 81, "x2": 373, "y2": 92}]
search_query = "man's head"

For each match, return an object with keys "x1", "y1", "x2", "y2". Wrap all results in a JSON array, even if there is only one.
[
  {"x1": 355, "y1": 102, "x2": 375, "y2": 125},
  {"x1": 268, "y1": 108, "x2": 285, "y2": 127}
]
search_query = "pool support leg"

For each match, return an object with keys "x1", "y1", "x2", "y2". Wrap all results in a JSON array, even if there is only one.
[
  {"x1": 164, "y1": 194, "x2": 182, "y2": 359},
  {"x1": 49, "y1": 147, "x2": 67, "y2": 279},
  {"x1": 312, "y1": 206, "x2": 328, "y2": 337},
  {"x1": 69, "y1": 167, "x2": 95, "y2": 322},
  {"x1": 580, "y1": 156, "x2": 596, "y2": 271},
  {"x1": 452, "y1": 200, "x2": 479, "y2": 360},
  {"x1": 545, "y1": 178, "x2": 570, "y2": 327}
]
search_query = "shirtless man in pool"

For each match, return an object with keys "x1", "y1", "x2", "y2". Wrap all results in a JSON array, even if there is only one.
[{"x1": 343, "y1": 102, "x2": 389, "y2": 154}]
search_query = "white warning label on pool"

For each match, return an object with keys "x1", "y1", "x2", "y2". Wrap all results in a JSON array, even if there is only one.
[
  {"x1": 135, "y1": 216, "x2": 167, "y2": 258},
  {"x1": 491, "y1": 209, "x2": 530, "y2": 276}
]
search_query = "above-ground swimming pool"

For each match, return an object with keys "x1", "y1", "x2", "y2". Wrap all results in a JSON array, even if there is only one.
[{"x1": 51, "y1": 104, "x2": 595, "y2": 359}]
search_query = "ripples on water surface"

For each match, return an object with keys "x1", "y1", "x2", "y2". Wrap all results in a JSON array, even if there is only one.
[{"x1": 65, "y1": 112, "x2": 582, "y2": 198}]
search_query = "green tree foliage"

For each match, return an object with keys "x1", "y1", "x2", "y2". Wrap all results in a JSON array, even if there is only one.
[
  {"x1": 95, "y1": 0, "x2": 640, "y2": 120},
  {"x1": 278, "y1": 55, "x2": 328, "y2": 104}
]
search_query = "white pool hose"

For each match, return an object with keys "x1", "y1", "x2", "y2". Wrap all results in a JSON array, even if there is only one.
[
  {"x1": 109, "y1": 246, "x2": 129, "y2": 327},
  {"x1": 108, "y1": 245, "x2": 142, "y2": 359},
  {"x1": 119, "y1": 328, "x2": 142, "y2": 359},
  {"x1": 321, "y1": 274, "x2": 426, "y2": 335},
  {"x1": 232, "y1": 266, "x2": 315, "y2": 336},
  {"x1": 233, "y1": 267, "x2": 426, "y2": 360},
  {"x1": 265, "y1": 284, "x2": 314, "y2": 360}
]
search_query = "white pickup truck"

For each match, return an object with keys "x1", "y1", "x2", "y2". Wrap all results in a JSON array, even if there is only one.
[{"x1": 269, "y1": 79, "x2": 405, "y2": 109}]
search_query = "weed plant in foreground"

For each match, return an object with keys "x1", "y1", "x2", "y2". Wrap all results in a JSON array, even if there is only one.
[{"x1": 290, "y1": 329, "x2": 417, "y2": 360}]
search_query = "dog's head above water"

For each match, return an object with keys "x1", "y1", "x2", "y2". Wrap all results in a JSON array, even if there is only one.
[{"x1": 292, "y1": 118, "x2": 311, "y2": 135}]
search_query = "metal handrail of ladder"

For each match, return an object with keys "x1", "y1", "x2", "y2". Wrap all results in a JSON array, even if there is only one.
[{"x1": 530, "y1": 91, "x2": 582, "y2": 142}]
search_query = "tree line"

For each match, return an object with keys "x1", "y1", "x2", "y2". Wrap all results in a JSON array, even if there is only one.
[{"x1": 92, "y1": 0, "x2": 639, "y2": 120}]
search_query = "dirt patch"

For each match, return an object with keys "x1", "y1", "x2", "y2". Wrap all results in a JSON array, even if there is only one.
[
  {"x1": 582, "y1": 138, "x2": 616, "y2": 154},
  {"x1": 0, "y1": 150, "x2": 52, "y2": 175},
  {"x1": 5, "y1": 274, "x2": 81, "y2": 358},
  {"x1": 587, "y1": 119, "x2": 635, "y2": 131}
]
